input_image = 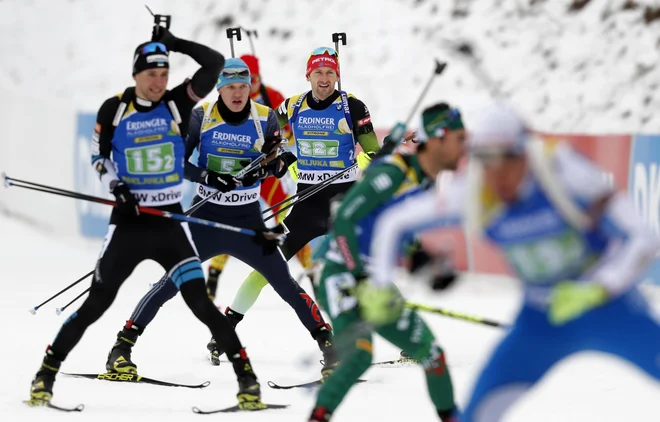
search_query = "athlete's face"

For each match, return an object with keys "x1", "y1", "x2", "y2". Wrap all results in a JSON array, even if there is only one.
[
  {"x1": 219, "y1": 82, "x2": 251, "y2": 112},
  {"x1": 308, "y1": 68, "x2": 338, "y2": 101},
  {"x1": 433, "y1": 128, "x2": 466, "y2": 171},
  {"x1": 133, "y1": 68, "x2": 169, "y2": 102},
  {"x1": 481, "y1": 154, "x2": 528, "y2": 203}
]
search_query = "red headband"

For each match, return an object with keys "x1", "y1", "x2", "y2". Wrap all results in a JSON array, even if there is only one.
[{"x1": 305, "y1": 53, "x2": 340, "y2": 78}]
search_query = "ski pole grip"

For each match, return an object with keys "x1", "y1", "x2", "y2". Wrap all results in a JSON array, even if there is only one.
[
  {"x1": 226, "y1": 27, "x2": 242, "y2": 41},
  {"x1": 154, "y1": 14, "x2": 171, "y2": 29},
  {"x1": 332, "y1": 32, "x2": 347, "y2": 45}
]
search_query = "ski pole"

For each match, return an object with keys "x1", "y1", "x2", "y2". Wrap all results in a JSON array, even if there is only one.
[
  {"x1": 3, "y1": 176, "x2": 259, "y2": 236},
  {"x1": 145, "y1": 5, "x2": 172, "y2": 38},
  {"x1": 56, "y1": 287, "x2": 91, "y2": 315},
  {"x1": 331, "y1": 32, "x2": 347, "y2": 91},
  {"x1": 226, "y1": 27, "x2": 241, "y2": 58},
  {"x1": 405, "y1": 302, "x2": 509, "y2": 329},
  {"x1": 388, "y1": 59, "x2": 447, "y2": 142},
  {"x1": 28, "y1": 270, "x2": 93, "y2": 315},
  {"x1": 241, "y1": 27, "x2": 258, "y2": 55}
]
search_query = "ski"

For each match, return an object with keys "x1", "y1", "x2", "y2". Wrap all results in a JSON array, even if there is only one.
[
  {"x1": 23, "y1": 400, "x2": 84, "y2": 412},
  {"x1": 46, "y1": 402, "x2": 85, "y2": 412},
  {"x1": 372, "y1": 351, "x2": 419, "y2": 366},
  {"x1": 192, "y1": 403, "x2": 289, "y2": 414},
  {"x1": 371, "y1": 357, "x2": 418, "y2": 366},
  {"x1": 62, "y1": 372, "x2": 210, "y2": 389},
  {"x1": 267, "y1": 378, "x2": 366, "y2": 390}
]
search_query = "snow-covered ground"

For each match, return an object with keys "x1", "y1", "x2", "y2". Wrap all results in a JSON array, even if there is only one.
[
  {"x1": 1, "y1": 213, "x2": 660, "y2": 421},
  {"x1": 2, "y1": 0, "x2": 660, "y2": 133}
]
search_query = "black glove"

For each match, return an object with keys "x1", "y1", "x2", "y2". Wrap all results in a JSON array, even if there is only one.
[
  {"x1": 236, "y1": 157, "x2": 267, "y2": 187},
  {"x1": 430, "y1": 272, "x2": 458, "y2": 291},
  {"x1": 204, "y1": 171, "x2": 238, "y2": 193},
  {"x1": 110, "y1": 181, "x2": 140, "y2": 216},
  {"x1": 409, "y1": 248, "x2": 432, "y2": 273},
  {"x1": 261, "y1": 134, "x2": 284, "y2": 155},
  {"x1": 151, "y1": 26, "x2": 178, "y2": 50},
  {"x1": 266, "y1": 151, "x2": 297, "y2": 179},
  {"x1": 407, "y1": 240, "x2": 457, "y2": 291},
  {"x1": 242, "y1": 168, "x2": 268, "y2": 187},
  {"x1": 252, "y1": 225, "x2": 287, "y2": 255}
]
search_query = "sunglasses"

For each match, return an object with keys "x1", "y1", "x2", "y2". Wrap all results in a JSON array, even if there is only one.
[
  {"x1": 141, "y1": 42, "x2": 168, "y2": 54},
  {"x1": 221, "y1": 68, "x2": 250, "y2": 78},
  {"x1": 309, "y1": 47, "x2": 339, "y2": 58}
]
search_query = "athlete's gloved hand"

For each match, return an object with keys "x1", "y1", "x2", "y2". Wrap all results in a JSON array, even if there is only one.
[
  {"x1": 357, "y1": 151, "x2": 377, "y2": 170},
  {"x1": 356, "y1": 282, "x2": 404, "y2": 325},
  {"x1": 548, "y1": 281, "x2": 609, "y2": 326},
  {"x1": 238, "y1": 160, "x2": 268, "y2": 188},
  {"x1": 204, "y1": 170, "x2": 239, "y2": 193},
  {"x1": 408, "y1": 247, "x2": 458, "y2": 291},
  {"x1": 405, "y1": 239, "x2": 458, "y2": 291},
  {"x1": 151, "y1": 26, "x2": 179, "y2": 50},
  {"x1": 251, "y1": 224, "x2": 287, "y2": 255},
  {"x1": 261, "y1": 134, "x2": 284, "y2": 155},
  {"x1": 266, "y1": 151, "x2": 297, "y2": 179},
  {"x1": 110, "y1": 181, "x2": 140, "y2": 216}
]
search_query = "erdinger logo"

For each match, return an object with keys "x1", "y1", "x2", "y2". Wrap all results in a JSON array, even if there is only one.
[
  {"x1": 296, "y1": 116, "x2": 336, "y2": 131},
  {"x1": 126, "y1": 118, "x2": 168, "y2": 131},
  {"x1": 298, "y1": 117, "x2": 335, "y2": 125},
  {"x1": 212, "y1": 132, "x2": 252, "y2": 143},
  {"x1": 126, "y1": 118, "x2": 169, "y2": 137}
]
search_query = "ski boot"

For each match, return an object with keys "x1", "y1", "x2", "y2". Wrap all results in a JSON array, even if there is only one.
[
  {"x1": 27, "y1": 350, "x2": 61, "y2": 406},
  {"x1": 207, "y1": 307, "x2": 244, "y2": 365},
  {"x1": 106, "y1": 322, "x2": 141, "y2": 373},
  {"x1": 309, "y1": 405, "x2": 333, "y2": 421},
  {"x1": 228, "y1": 348, "x2": 264, "y2": 410},
  {"x1": 313, "y1": 324, "x2": 339, "y2": 381}
]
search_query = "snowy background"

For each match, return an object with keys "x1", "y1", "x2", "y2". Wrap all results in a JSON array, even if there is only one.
[
  {"x1": 2, "y1": 0, "x2": 660, "y2": 133},
  {"x1": 3, "y1": 0, "x2": 660, "y2": 235},
  {"x1": 2, "y1": 0, "x2": 660, "y2": 420}
]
